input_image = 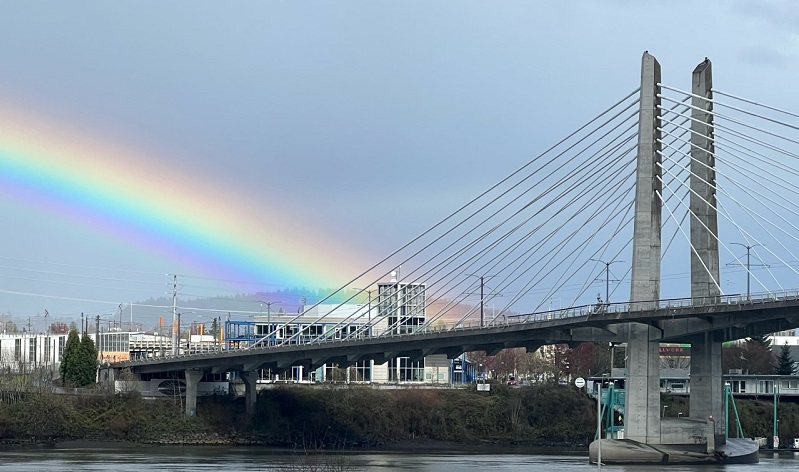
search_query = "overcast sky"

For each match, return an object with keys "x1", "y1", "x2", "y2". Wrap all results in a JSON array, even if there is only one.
[{"x1": 0, "y1": 1, "x2": 798, "y2": 327}]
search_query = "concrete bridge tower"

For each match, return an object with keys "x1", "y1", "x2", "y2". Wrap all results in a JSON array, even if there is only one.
[
  {"x1": 687, "y1": 58, "x2": 724, "y2": 442},
  {"x1": 625, "y1": 51, "x2": 663, "y2": 444},
  {"x1": 623, "y1": 53, "x2": 724, "y2": 447}
]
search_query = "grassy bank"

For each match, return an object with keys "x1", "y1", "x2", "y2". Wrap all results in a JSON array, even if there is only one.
[
  {"x1": 3, "y1": 385, "x2": 794, "y2": 448},
  {"x1": 0, "y1": 384, "x2": 596, "y2": 447}
]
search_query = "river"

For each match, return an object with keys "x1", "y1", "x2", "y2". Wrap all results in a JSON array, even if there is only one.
[{"x1": 1, "y1": 446, "x2": 798, "y2": 471}]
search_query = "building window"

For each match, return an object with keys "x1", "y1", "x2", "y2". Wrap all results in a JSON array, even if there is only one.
[
  {"x1": 389, "y1": 357, "x2": 425, "y2": 382},
  {"x1": 351, "y1": 360, "x2": 371, "y2": 382},
  {"x1": 58, "y1": 336, "x2": 66, "y2": 360},
  {"x1": 14, "y1": 339, "x2": 21, "y2": 361},
  {"x1": 44, "y1": 337, "x2": 51, "y2": 363},
  {"x1": 29, "y1": 338, "x2": 37, "y2": 364}
]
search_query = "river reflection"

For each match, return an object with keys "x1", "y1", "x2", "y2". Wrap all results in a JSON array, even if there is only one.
[{"x1": 0, "y1": 446, "x2": 797, "y2": 471}]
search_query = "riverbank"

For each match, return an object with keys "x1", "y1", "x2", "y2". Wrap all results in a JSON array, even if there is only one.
[
  {"x1": 0, "y1": 384, "x2": 596, "y2": 449},
  {"x1": 2, "y1": 384, "x2": 798, "y2": 449}
]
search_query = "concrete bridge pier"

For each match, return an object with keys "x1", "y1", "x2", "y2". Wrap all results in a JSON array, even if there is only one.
[
  {"x1": 590, "y1": 54, "x2": 757, "y2": 464},
  {"x1": 687, "y1": 57, "x2": 724, "y2": 443},
  {"x1": 240, "y1": 370, "x2": 259, "y2": 416},
  {"x1": 625, "y1": 51, "x2": 663, "y2": 444},
  {"x1": 185, "y1": 369, "x2": 203, "y2": 417},
  {"x1": 689, "y1": 332, "x2": 723, "y2": 439}
]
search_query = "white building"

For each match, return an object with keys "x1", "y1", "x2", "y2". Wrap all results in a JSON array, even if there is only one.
[
  {"x1": 229, "y1": 280, "x2": 462, "y2": 385},
  {"x1": 0, "y1": 332, "x2": 69, "y2": 373}
]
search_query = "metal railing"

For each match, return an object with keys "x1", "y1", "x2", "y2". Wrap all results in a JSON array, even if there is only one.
[{"x1": 119, "y1": 288, "x2": 799, "y2": 365}]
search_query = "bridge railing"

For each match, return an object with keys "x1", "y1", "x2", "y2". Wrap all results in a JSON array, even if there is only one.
[{"x1": 120, "y1": 289, "x2": 799, "y2": 363}]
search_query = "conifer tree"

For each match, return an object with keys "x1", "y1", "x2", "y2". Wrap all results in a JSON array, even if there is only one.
[
  {"x1": 59, "y1": 329, "x2": 81, "y2": 386},
  {"x1": 748, "y1": 335, "x2": 772, "y2": 350},
  {"x1": 774, "y1": 342, "x2": 796, "y2": 375},
  {"x1": 76, "y1": 333, "x2": 99, "y2": 387}
]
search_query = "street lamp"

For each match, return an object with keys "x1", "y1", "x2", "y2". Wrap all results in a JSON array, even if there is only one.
[
  {"x1": 662, "y1": 405, "x2": 669, "y2": 417},
  {"x1": 589, "y1": 258, "x2": 623, "y2": 306}
]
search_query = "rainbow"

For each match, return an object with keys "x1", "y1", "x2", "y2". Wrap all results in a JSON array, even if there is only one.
[{"x1": 0, "y1": 102, "x2": 370, "y2": 294}]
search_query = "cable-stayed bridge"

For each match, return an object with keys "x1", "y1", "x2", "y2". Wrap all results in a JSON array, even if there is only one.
[{"x1": 113, "y1": 53, "x2": 799, "y2": 463}]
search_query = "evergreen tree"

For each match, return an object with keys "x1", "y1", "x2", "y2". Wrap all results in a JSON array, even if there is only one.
[
  {"x1": 210, "y1": 318, "x2": 220, "y2": 341},
  {"x1": 748, "y1": 335, "x2": 772, "y2": 350},
  {"x1": 59, "y1": 329, "x2": 81, "y2": 386},
  {"x1": 774, "y1": 342, "x2": 796, "y2": 375},
  {"x1": 76, "y1": 333, "x2": 99, "y2": 387}
]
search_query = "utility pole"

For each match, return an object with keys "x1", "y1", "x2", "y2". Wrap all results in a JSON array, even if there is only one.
[
  {"x1": 95, "y1": 314, "x2": 100, "y2": 358},
  {"x1": 466, "y1": 274, "x2": 496, "y2": 327},
  {"x1": 171, "y1": 275, "x2": 178, "y2": 355},
  {"x1": 728, "y1": 243, "x2": 767, "y2": 300},
  {"x1": 352, "y1": 288, "x2": 375, "y2": 334},
  {"x1": 480, "y1": 276, "x2": 484, "y2": 327},
  {"x1": 590, "y1": 259, "x2": 623, "y2": 305}
]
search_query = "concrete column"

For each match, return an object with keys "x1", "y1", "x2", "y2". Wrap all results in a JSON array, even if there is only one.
[
  {"x1": 184, "y1": 369, "x2": 203, "y2": 417},
  {"x1": 689, "y1": 333, "x2": 724, "y2": 436},
  {"x1": 626, "y1": 51, "x2": 663, "y2": 444},
  {"x1": 689, "y1": 58, "x2": 719, "y2": 300},
  {"x1": 687, "y1": 58, "x2": 724, "y2": 442},
  {"x1": 241, "y1": 370, "x2": 259, "y2": 416}
]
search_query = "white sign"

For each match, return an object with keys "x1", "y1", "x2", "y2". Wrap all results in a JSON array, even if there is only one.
[
  {"x1": 774, "y1": 436, "x2": 780, "y2": 449},
  {"x1": 574, "y1": 377, "x2": 586, "y2": 388},
  {"x1": 477, "y1": 383, "x2": 491, "y2": 392}
]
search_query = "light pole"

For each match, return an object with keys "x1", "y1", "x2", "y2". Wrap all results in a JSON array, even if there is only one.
[
  {"x1": 256, "y1": 300, "x2": 281, "y2": 345},
  {"x1": 175, "y1": 311, "x2": 193, "y2": 354},
  {"x1": 589, "y1": 259, "x2": 623, "y2": 306},
  {"x1": 662, "y1": 405, "x2": 669, "y2": 417},
  {"x1": 466, "y1": 274, "x2": 497, "y2": 327},
  {"x1": 352, "y1": 288, "x2": 375, "y2": 334},
  {"x1": 729, "y1": 243, "x2": 766, "y2": 300},
  {"x1": 94, "y1": 313, "x2": 115, "y2": 361}
]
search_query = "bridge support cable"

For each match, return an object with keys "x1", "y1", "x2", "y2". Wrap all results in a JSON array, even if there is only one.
[
  {"x1": 425, "y1": 138, "x2": 639, "y2": 326},
  {"x1": 482, "y1": 102, "x2": 688, "y2": 314},
  {"x1": 380, "y1": 115, "x2": 641, "y2": 315},
  {"x1": 661, "y1": 83, "x2": 799, "y2": 135},
  {"x1": 565, "y1": 108, "x2": 693, "y2": 309},
  {"x1": 655, "y1": 183, "x2": 722, "y2": 296},
  {"x1": 657, "y1": 116, "x2": 799, "y2": 194},
  {"x1": 712, "y1": 89, "x2": 799, "y2": 122},
  {"x1": 378, "y1": 125, "x2": 640, "y2": 333},
  {"x1": 652, "y1": 94, "x2": 795, "y2": 296},
  {"x1": 657, "y1": 112, "x2": 799, "y2": 279},
  {"x1": 654, "y1": 137, "x2": 793, "y2": 293},
  {"x1": 456, "y1": 166, "x2": 636, "y2": 326},
  {"x1": 659, "y1": 89, "x2": 799, "y2": 148},
  {"x1": 656, "y1": 147, "x2": 769, "y2": 293},
  {"x1": 256, "y1": 91, "x2": 644, "y2": 347},
  {"x1": 356, "y1": 108, "x2": 644, "y2": 336}
]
